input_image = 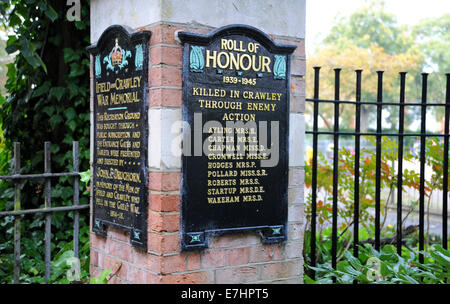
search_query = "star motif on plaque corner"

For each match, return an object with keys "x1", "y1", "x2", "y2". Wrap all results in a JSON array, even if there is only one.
[
  {"x1": 189, "y1": 234, "x2": 201, "y2": 243},
  {"x1": 271, "y1": 227, "x2": 281, "y2": 235},
  {"x1": 133, "y1": 231, "x2": 141, "y2": 240}
]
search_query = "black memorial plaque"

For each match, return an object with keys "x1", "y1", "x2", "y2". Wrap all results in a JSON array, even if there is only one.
[
  {"x1": 87, "y1": 25, "x2": 150, "y2": 248},
  {"x1": 179, "y1": 25, "x2": 296, "y2": 250}
]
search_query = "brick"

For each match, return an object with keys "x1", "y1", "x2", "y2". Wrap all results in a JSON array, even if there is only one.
[
  {"x1": 108, "y1": 239, "x2": 131, "y2": 262},
  {"x1": 290, "y1": 75, "x2": 305, "y2": 95},
  {"x1": 210, "y1": 233, "x2": 259, "y2": 249},
  {"x1": 90, "y1": 265, "x2": 101, "y2": 277},
  {"x1": 250, "y1": 244, "x2": 284, "y2": 263},
  {"x1": 227, "y1": 247, "x2": 251, "y2": 266},
  {"x1": 288, "y1": 223, "x2": 303, "y2": 241},
  {"x1": 148, "y1": 211, "x2": 180, "y2": 232},
  {"x1": 97, "y1": 251, "x2": 104, "y2": 269},
  {"x1": 103, "y1": 255, "x2": 127, "y2": 280},
  {"x1": 130, "y1": 247, "x2": 149, "y2": 267},
  {"x1": 285, "y1": 241, "x2": 303, "y2": 259},
  {"x1": 159, "y1": 271, "x2": 212, "y2": 284},
  {"x1": 148, "y1": 232, "x2": 180, "y2": 254},
  {"x1": 290, "y1": 93, "x2": 305, "y2": 113},
  {"x1": 161, "y1": 254, "x2": 187, "y2": 274},
  {"x1": 147, "y1": 272, "x2": 161, "y2": 284},
  {"x1": 288, "y1": 204, "x2": 303, "y2": 223},
  {"x1": 288, "y1": 187, "x2": 303, "y2": 205},
  {"x1": 291, "y1": 58, "x2": 306, "y2": 76},
  {"x1": 90, "y1": 250, "x2": 99, "y2": 267},
  {"x1": 186, "y1": 252, "x2": 201, "y2": 271},
  {"x1": 150, "y1": 45, "x2": 182, "y2": 67},
  {"x1": 147, "y1": 253, "x2": 162, "y2": 273},
  {"x1": 108, "y1": 226, "x2": 129, "y2": 242},
  {"x1": 274, "y1": 277, "x2": 302, "y2": 284},
  {"x1": 260, "y1": 260, "x2": 301, "y2": 281},
  {"x1": 149, "y1": 172, "x2": 181, "y2": 191},
  {"x1": 201, "y1": 249, "x2": 227, "y2": 269},
  {"x1": 127, "y1": 265, "x2": 148, "y2": 284},
  {"x1": 90, "y1": 232, "x2": 107, "y2": 251},
  {"x1": 149, "y1": 88, "x2": 182, "y2": 107},
  {"x1": 288, "y1": 168, "x2": 304, "y2": 187},
  {"x1": 150, "y1": 24, "x2": 185, "y2": 46},
  {"x1": 149, "y1": 193, "x2": 180, "y2": 212},
  {"x1": 108, "y1": 275, "x2": 128, "y2": 284},
  {"x1": 149, "y1": 66, "x2": 182, "y2": 87},
  {"x1": 216, "y1": 266, "x2": 259, "y2": 284}
]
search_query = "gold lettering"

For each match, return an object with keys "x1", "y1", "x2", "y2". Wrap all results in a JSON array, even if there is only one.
[{"x1": 205, "y1": 50, "x2": 217, "y2": 68}]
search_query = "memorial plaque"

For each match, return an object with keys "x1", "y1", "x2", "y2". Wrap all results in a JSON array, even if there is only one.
[
  {"x1": 179, "y1": 25, "x2": 296, "y2": 250},
  {"x1": 87, "y1": 25, "x2": 151, "y2": 248}
]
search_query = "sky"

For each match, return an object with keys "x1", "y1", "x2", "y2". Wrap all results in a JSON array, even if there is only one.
[{"x1": 306, "y1": 0, "x2": 450, "y2": 55}]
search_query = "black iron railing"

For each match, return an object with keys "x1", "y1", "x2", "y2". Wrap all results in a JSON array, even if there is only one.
[
  {"x1": 0, "y1": 141, "x2": 89, "y2": 283},
  {"x1": 306, "y1": 68, "x2": 449, "y2": 278}
]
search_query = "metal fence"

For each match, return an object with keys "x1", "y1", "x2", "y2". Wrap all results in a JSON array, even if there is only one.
[
  {"x1": 306, "y1": 67, "x2": 449, "y2": 278},
  {"x1": 0, "y1": 141, "x2": 89, "y2": 283}
]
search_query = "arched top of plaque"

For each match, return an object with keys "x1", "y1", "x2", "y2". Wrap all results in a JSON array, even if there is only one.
[
  {"x1": 87, "y1": 24, "x2": 151, "y2": 54},
  {"x1": 87, "y1": 24, "x2": 151, "y2": 250},
  {"x1": 177, "y1": 24, "x2": 296, "y2": 55}
]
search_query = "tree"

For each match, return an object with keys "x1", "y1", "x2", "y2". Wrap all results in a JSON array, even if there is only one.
[
  {"x1": 413, "y1": 14, "x2": 450, "y2": 122},
  {"x1": 325, "y1": 0, "x2": 416, "y2": 55},
  {"x1": 306, "y1": 44, "x2": 424, "y2": 132},
  {"x1": 306, "y1": 0, "x2": 426, "y2": 133}
]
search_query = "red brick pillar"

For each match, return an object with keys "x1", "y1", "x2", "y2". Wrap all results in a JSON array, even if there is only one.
[{"x1": 89, "y1": 22, "x2": 306, "y2": 283}]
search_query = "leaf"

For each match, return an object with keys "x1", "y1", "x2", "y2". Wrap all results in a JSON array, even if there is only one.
[
  {"x1": 5, "y1": 44, "x2": 19, "y2": 54},
  {"x1": 79, "y1": 170, "x2": 91, "y2": 184},
  {"x1": 49, "y1": 87, "x2": 66, "y2": 101},
  {"x1": 63, "y1": 48, "x2": 80, "y2": 63},
  {"x1": 52, "y1": 250, "x2": 74, "y2": 269},
  {"x1": 45, "y1": 5, "x2": 58, "y2": 22},
  {"x1": 315, "y1": 277, "x2": 334, "y2": 284},
  {"x1": 9, "y1": 13, "x2": 21, "y2": 27},
  {"x1": 64, "y1": 107, "x2": 77, "y2": 120},
  {"x1": 343, "y1": 251, "x2": 362, "y2": 270},
  {"x1": 67, "y1": 120, "x2": 77, "y2": 132},
  {"x1": 429, "y1": 248, "x2": 450, "y2": 268},
  {"x1": 90, "y1": 269, "x2": 112, "y2": 284},
  {"x1": 49, "y1": 114, "x2": 63, "y2": 129},
  {"x1": 304, "y1": 274, "x2": 317, "y2": 284},
  {"x1": 397, "y1": 273, "x2": 419, "y2": 284},
  {"x1": 32, "y1": 81, "x2": 51, "y2": 98}
]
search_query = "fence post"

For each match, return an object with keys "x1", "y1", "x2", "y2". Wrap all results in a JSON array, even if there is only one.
[
  {"x1": 44, "y1": 142, "x2": 52, "y2": 283},
  {"x1": 353, "y1": 69, "x2": 362, "y2": 259},
  {"x1": 13, "y1": 142, "x2": 21, "y2": 284},
  {"x1": 443, "y1": 74, "x2": 450, "y2": 250},
  {"x1": 73, "y1": 141, "x2": 80, "y2": 259},
  {"x1": 331, "y1": 68, "x2": 341, "y2": 272},
  {"x1": 396, "y1": 72, "x2": 407, "y2": 255},
  {"x1": 374, "y1": 71, "x2": 384, "y2": 251},
  {"x1": 419, "y1": 73, "x2": 428, "y2": 264},
  {"x1": 310, "y1": 66, "x2": 321, "y2": 279}
]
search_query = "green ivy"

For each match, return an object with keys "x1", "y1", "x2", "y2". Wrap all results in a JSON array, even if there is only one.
[
  {"x1": 0, "y1": 0, "x2": 91, "y2": 283},
  {"x1": 305, "y1": 244, "x2": 450, "y2": 284}
]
